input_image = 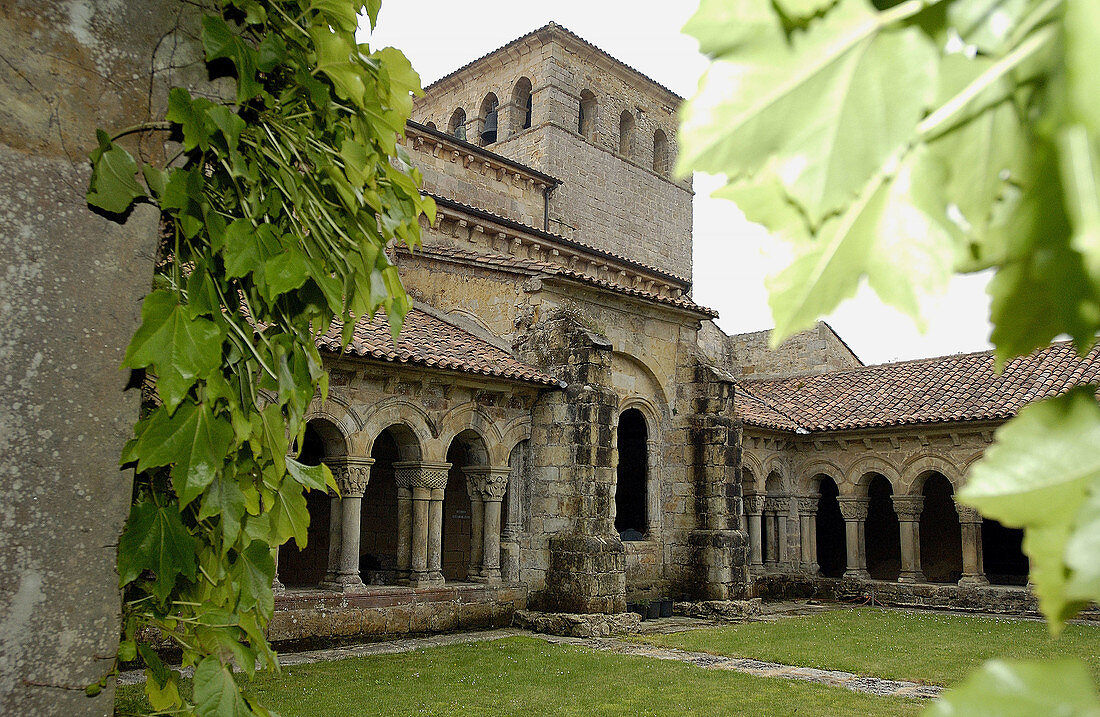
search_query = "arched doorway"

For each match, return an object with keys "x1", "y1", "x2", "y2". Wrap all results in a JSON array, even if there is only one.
[
  {"x1": 815, "y1": 475, "x2": 846, "y2": 578},
  {"x1": 919, "y1": 473, "x2": 962, "y2": 583},
  {"x1": 983, "y1": 519, "x2": 1028, "y2": 585},
  {"x1": 865, "y1": 474, "x2": 900, "y2": 580},
  {"x1": 280, "y1": 419, "x2": 344, "y2": 588},
  {"x1": 362, "y1": 423, "x2": 419, "y2": 585},
  {"x1": 615, "y1": 408, "x2": 647, "y2": 540},
  {"x1": 443, "y1": 430, "x2": 488, "y2": 581}
]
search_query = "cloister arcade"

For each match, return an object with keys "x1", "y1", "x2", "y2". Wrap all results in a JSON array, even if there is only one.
[
  {"x1": 274, "y1": 396, "x2": 530, "y2": 593},
  {"x1": 741, "y1": 450, "x2": 1029, "y2": 589}
]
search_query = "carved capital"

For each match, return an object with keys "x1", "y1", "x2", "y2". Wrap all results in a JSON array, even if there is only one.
[
  {"x1": 837, "y1": 497, "x2": 869, "y2": 521},
  {"x1": 796, "y1": 496, "x2": 819, "y2": 515},
  {"x1": 463, "y1": 466, "x2": 510, "y2": 501},
  {"x1": 393, "y1": 461, "x2": 452, "y2": 490},
  {"x1": 743, "y1": 494, "x2": 766, "y2": 515},
  {"x1": 891, "y1": 495, "x2": 924, "y2": 521},
  {"x1": 324, "y1": 457, "x2": 374, "y2": 498},
  {"x1": 954, "y1": 502, "x2": 983, "y2": 524},
  {"x1": 764, "y1": 496, "x2": 791, "y2": 514}
]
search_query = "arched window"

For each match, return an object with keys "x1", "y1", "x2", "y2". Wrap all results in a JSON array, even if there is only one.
[
  {"x1": 512, "y1": 77, "x2": 533, "y2": 133},
  {"x1": 426, "y1": 121, "x2": 437, "y2": 130},
  {"x1": 447, "y1": 108, "x2": 466, "y2": 141},
  {"x1": 652, "y1": 129, "x2": 668, "y2": 175},
  {"x1": 578, "y1": 89, "x2": 597, "y2": 139},
  {"x1": 615, "y1": 408, "x2": 648, "y2": 539},
  {"x1": 618, "y1": 110, "x2": 635, "y2": 158},
  {"x1": 479, "y1": 93, "x2": 499, "y2": 146}
]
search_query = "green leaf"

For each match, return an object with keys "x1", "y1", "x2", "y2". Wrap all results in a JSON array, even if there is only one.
[
  {"x1": 924, "y1": 658, "x2": 1100, "y2": 717},
  {"x1": 682, "y1": 0, "x2": 784, "y2": 58},
  {"x1": 310, "y1": 0, "x2": 360, "y2": 32},
  {"x1": 199, "y1": 476, "x2": 247, "y2": 550},
  {"x1": 311, "y1": 26, "x2": 365, "y2": 106},
  {"x1": 202, "y1": 14, "x2": 262, "y2": 102},
  {"x1": 269, "y1": 476, "x2": 310, "y2": 548},
  {"x1": 87, "y1": 130, "x2": 144, "y2": 214},
  {"x1": 206, "y1": 105, "x2": 247, "y2": 152},
  {"x1": 257, "y1": 32, "x2": 287, "y2": 73},
  {"x1": 262, "y1": 249, "x2": 312, "y2": 299},
  {"x1": 123, "y1": 290, "x2": 224, "y2": 412},
  {"x1": 135, "y1": 400, "x2": 235, "y2": 508},
  {"x1": 1065, "y1": 0, "x2": 1100, "y2": 136},
  {"x1": 286, "y1": 457, "x2": 332, "y2": 491},
  {"x1": 948, "y1": 0, "x2": 1036, "y2": 55},
  {"x1": 1059, "y1": 126, "x2": 1100, "y2": 282},
  {"x1": 678, "y1": 0, "x2": 938, "y2": 224},
  {"x1": 232, "y1": 540, "x2": 275, "y2": 618},
  {"x1": 193, "y1": 656, "x2": 251, "y2": 717},
  {"x1": 118, "y1": 498, "x2": 197, "y2": 601},
  {"x1": 775, "y1": 0, "x2": 839, "y2": 21},
  {"x1": 165, "y1": 87, "x2": 213, "y2": 152},
  {"x1": 959, "y1": 387, "x2": 1100, "y2": 630}
]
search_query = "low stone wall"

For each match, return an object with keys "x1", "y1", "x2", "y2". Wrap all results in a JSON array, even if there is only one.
[
  {"x1": 513, "y1": 609, "x2": 641, "y2": 637},
  {"x1": 268, "y1": 584, "x2": 526, "y2": 648},
  {"x1": 674, "y1": 599, "x2": 764, "y2": 621},
  {"x1": 752, "y1": 574, "x2": 1042, "y2": 615}
]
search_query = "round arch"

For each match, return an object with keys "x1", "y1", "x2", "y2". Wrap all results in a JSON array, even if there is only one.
[
  {"x1": 356, "y1": 398, "x2": 435, "y2": 459},
  {"x1": 902, "y1": 454, "x2": 963, "y2": 494},
  {"x1": 845, "y1": 456, "x2": 902, "y2": 495},
  {"x1": 438, "y1": 402, "x2": 505, "y2": 464},
  {"x1": 741, "y1": 451, "x2": 766, "y2": 494},
  {"x1": 797, "y1": 459, "x2": 845, "y2": 495},
  {"x1": 498, "y1": 416, "x2": 532, "y2": 463}
]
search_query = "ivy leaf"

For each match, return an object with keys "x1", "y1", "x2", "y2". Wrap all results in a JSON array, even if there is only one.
[
  {"x1": 269, "y1": 476, "x2": 310, "y2": 548},
  {"x1": 198, "y1": 476, "x2": 247, "y2": 550},
  {"x1": 775, "y1": 0, "x2": 839, "y2": 20},
  {"x1": 256, "y1": 32, "x2": 287, "y2": 73},
  {"x1": 310, "y1": 0, "x2": 359, "y2": 33},
  {"x1": 1065, "y1": 0, "x2": 1100, "y2": 136},
  {"x1": 678, "y1": 0, "x2": 938, "y2": 224},
  {"x1": 924, "y1": 659, "x2": 1100, "y2": 717},
  {"x1": 949, "y1": 0, "x2": 1043, "y2": 56},
  {"x1": 135, "y1": 401, "x2": 235, "y2": 508},
  {"x1": 202, "y1": 14, "x2": 262, "y2": 102},
  {"x1": 118, "y1": 499, "x2": 197, "y2": 601},
  {"x1": 193, "y1": 657, "x2": 251, "y2": 717},
  {"x1": 165, "y1": 88, "x2": 214, "y2": 152},
  {"x1": 286, "y1": 457, "x2": 332, "y2": 491},
  {"x1": 232, "y1": 540, "x2": 275, "y2": 618},
  {"x1": 682, "y1": 0, "x2": 783, "y2": 58},
  {"x1": 262, "y1": 248, "x2": 312, "y2": 299},
  {"x1": 311, "y1": 26, "x2": 365, "y2": 106},
  {"x1": 87, "y1": 130, "x2": 144, "y2": 214},
  {"x1": 958, "y1": 387, "x2": 1100, "y2": 630}
]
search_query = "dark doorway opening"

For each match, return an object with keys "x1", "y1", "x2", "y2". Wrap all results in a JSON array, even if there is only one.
[
  {"x1": 816, "y1": 476, "x2": 846, "y2": 578},
  {"x1": 615, "y1": 409, "x2": 648, "y2": 539},
  {"x1": 983, "y1": 518, "x2": 1028, "y2": 585},
  {"x1": 920, "y1": 473, "x2": 962, "y2": 583},
  {"x1": 865, "y1": 474, "x2": 900, "y2": 580}
]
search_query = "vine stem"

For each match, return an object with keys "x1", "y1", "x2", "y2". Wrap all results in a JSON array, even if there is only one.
[{"x1": 110, "y1": 121, "x2": 173, "y2": 141}]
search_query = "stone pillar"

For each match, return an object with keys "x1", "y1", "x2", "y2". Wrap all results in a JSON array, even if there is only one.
[
  {"x1": 321, "y1": 457, "x2": 372, "y2": 592},
  {"x1": 272, "y1": 546, "x2": 284, "y2": 592},
  {"x1": 395, "y1": 461, "x2": 450, "y2": 587},
  {"x1": 744, "y1": 494, "x2": 765, "y2": 573},
  {"x1": 797, "y1": 496, "x2": 820, "y2": 574},
  {"x1": 501, "y1": 459, "x2": 523, "y2": 583},
  {"x1": 322, "y1": 491, "x2": 342, "y2": 586},
  {"x1": 892, "y1": 495, "x2": 925, "y2": 583},
  {"x1": 837, "y1": 497, "x2": 871, "y2": 579},
  {"x1": 466, "y1": 466, "x2": 511, "y2": 584},
  {"x1": 956, "y1": 504, "x2": 989, "y2": 587},
  {"x1": 464, "y1": 472, "x2": 485, "y2": 581},
  {"x1": 775, "y1": 498, "x2": 790, "y2": 567},
  {"x1": 396, "y1": 484, "x2": 412, "y2": 584},
  {"x1": 645, "y1": 438, "x2": 662, "y2": 539}
]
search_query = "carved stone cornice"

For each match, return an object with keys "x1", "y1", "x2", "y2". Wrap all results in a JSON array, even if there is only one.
[
  {"x1": 954, "y1": 503, "x2": 983, "y2": 524},
  {"x1": 393, "y1": 461, "x2": 452, "y2": 490},
  {"x1": 891, "y1": 495, "x2": 924, "y2": 521},
  {"x1": 463, "y1": 466, "x2": 511, "y2": 501},
  {"x1": 764, "y1": 496, "x2": 791, "y2": 514},
  {"x1": 836, "y1": 497, "x2": 870, "y2": 521}
]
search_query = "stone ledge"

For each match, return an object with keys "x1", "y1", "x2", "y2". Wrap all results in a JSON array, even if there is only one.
[
  {"x1": 674, "y1": 599, "x2": 764, "y2": 621},
  {"x1": 512, "y1": 609, "x2": 641, "y2": 638}
]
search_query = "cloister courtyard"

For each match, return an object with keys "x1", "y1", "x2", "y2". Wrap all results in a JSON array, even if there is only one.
[{"x1": 115, "y1": 605, "x2": 1100, "y2": 715}]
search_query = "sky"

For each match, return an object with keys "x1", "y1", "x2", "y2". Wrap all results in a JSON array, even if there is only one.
[{"x1": 362, "y1": 0, "x2": 995, "y2": 366}]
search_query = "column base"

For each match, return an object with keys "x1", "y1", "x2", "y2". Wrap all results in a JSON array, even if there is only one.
[
  {"x1": 410, "y1": 571, "x2": 445, "y2": 588},
  {"x1": 843, "y1": 569, "x2": 871, "y2": 579},
  {"x1": 320, "y1": 573, "x2": 367, "y2": 593},
  {"x1": 749, "y1": 563, "x2": 766, "y2": 576},
  {"x1": 272, "y1": 577, "x2": 284, "y2": 593},
  {"x1": 958, "y1": 574, "x2": 989, "y2": 587},
  {"x1": 897, "y1": 571, "x2": 925, "y2": 584}
]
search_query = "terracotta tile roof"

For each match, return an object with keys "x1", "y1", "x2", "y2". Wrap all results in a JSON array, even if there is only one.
[
  {"x1": 423, "y1": 22, "x2": 682, "y2": 102},
  {"x1": 401, "y1": 242, "x2": 718, "y2": 318},
  {"x1": 317, "y1": 308, "x2": 560, "y2": 386},
  {"x1": 738, "y1": 341, "x2": 1100, "y2": 432},
  {"x1": 431, "y1": 194, "x2": 690, "y2": 287}
]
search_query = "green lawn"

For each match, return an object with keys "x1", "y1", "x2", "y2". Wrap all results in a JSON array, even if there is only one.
[
  {"x1": 115, "y1": 636, "x2": 921, "y2": 716},
  {"x1": 633, "y1": 608, "x2": 1100, "y2": 687}
]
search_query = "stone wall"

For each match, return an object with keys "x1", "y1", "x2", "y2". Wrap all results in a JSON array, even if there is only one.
[
  {"x1": 0, "y1": 2, "x2": 204, "y2": 713},
  {"x1": 729, "y1": 323, "x2": 863, "y2": 380}
]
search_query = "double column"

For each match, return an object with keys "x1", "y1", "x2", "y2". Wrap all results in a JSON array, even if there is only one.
[
  {"x1": 464, "y1": 466, "x2": 510, "y2": 584},
  {"x1": 394, "y1": 461, "x2": 451, "y2": 587},
  {"x1": 837, "y1": 497, "x2": 870, "y2": 579},
  {"x1": 892, "y1": 495, "x2": 925, "y2": 583},
  {"x1": 955, "y1": 504, "x2": 989, "y2": 586},
  {"x1": 744, "y1": 494, "x2": 766, "y2": 574},
  {"x1": 321, "y1": 457, "x2": 373, "y2": 592},
  {"x1": 763, "y1": 497, "x2": 790, "y2": 570},
  {"x1": 796, "y1": 496, "x2": 820, "y2": 575}
]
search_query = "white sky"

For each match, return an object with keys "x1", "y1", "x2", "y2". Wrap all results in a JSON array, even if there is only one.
[{"x1": 363, "y1": 1, "x2": 994, "y2": 366}]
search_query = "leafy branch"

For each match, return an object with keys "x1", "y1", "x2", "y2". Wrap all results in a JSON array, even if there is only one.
[{"x1": 86, "y1": 1, "x2": 432, "y2": 714}]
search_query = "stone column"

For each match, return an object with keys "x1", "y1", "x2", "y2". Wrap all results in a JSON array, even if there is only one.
[
  {"x1": 466, "y1": 467, "x2": 510, "y2": 584},
  {"x1": 395, "y1": 484, "x2": 412, "y2": 584},
  {"x1": 892, "y1": 495, "x2": 925, "y2": 583},
  {"x1": 501, "y1": 460, "x2": 523, "y2": 583},
  {"x1": 837, "y1": 497, "x2": 870, "y2": 579},
  {"x1": 464, "y1": 471, "x2": 486, "y2": 581},
  {"x1": 272, "y1": 546, "x2": 284, "y2": 592},
  {"x1": 322, "y1": 457, "x2": 372, "y2": 592},
  {"x1": 322, "y1": 490, "x2": 342, "y2": 586},
  {"x1": 394, "y1": 461, "x2": 450, "y2": 587},
  {"x1": 797, "y1": 496, "x2": 820, "y2": 574},
  {"x1": 744, "y1": 494, "x2": 765, "y2": 573},
  {"x1": 775, "y1": 498, "x2": 790, "y2": 568},
  {"x1": 955, "y1": 504, "x2": 989, "y2": 587},
  {"x1": 645, "y1": 438, "x2": 662, "y2": 539}
]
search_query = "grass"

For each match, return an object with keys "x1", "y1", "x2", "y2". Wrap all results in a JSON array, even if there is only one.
[
  {"x1": 633, "y1": 608, "x2": 1100, "y2": 686},
  {"x1": 115, "y1": 636, "x2": 922, "y2": 716}
]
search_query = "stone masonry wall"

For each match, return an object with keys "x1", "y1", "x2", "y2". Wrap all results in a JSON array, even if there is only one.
[
  {"x1": 0, "y1": 2, "x2": 205, "y2": 713},
  {"x1": 730, "y1": 322, "x2": 863, "y2": 380}
]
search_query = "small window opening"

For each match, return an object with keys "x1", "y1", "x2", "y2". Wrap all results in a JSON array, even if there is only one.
[{"x1": 619, "y1": 110, "x2": 635, "y2": 158}]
